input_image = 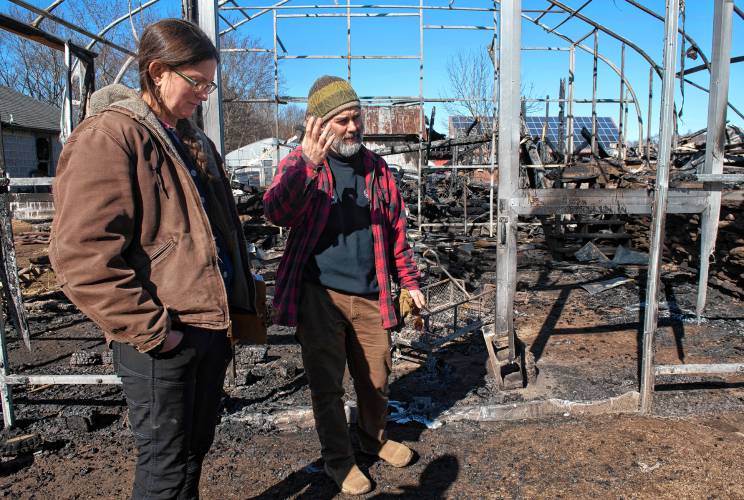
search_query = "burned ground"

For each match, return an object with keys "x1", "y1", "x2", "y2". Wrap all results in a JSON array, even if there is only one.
[{"x1": 2, "y1": 202, "x2": 744, "y2": 498}]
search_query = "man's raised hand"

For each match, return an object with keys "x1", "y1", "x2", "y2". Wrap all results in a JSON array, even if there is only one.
[{"x1": 302, "y1": 116, "x2": 336, "y2": 165}]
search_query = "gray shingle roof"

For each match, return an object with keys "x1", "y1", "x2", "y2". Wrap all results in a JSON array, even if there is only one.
[{"x1": 0, "y1": 86, "x2": 60, "y2": 132}]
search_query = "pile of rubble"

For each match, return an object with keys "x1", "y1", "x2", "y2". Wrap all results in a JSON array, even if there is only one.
[{"x1": 672, "y1": 125, "x2": 744, "y2": 171}]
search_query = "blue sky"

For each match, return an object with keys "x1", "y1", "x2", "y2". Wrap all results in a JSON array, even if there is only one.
[
  {"x1": 215, "y1": 0, "x2": 743, "y2": 141},
  {"x1": 3, "y1": 0, "x2": 742, "y2": 140}
]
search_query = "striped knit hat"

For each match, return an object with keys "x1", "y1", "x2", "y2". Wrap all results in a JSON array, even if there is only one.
[{"x1": 307, "y1": 75, "x2": 360, "y2": 121}]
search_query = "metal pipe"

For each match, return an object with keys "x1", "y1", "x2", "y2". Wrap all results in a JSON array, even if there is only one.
[
  {"x1": 0, "y1": 316, "x2": 14, "y2": 428},
  {"x1": 423, "y1": 25, "x2": 494, "y2": 30},
  {"x1": 567, "y1": 45, "x2": 574, "y2": 159},
  {"x1": 558, "y1": 78, "x2": 565, "y2": 156},
  {"x1": 681, "y1": 55, "x2": 744, "y2": 76},
  {"x1": 31, "y1": 0, "x2": 66, "y2": 28},
  {"x1": 489, "y1": 1, "x2": 498, "y2": 238},
  {"x1": 618, "y1": 43, "x2": 625, "y2": 160},
  {"x1": 522, "y1": 47, "x2": 571, "y2": 51},
  {"x1": 62, "y1": 42, "x2": 74, "y2": 142},
  {"x1": 223, "y1": 4, "x2": 499, "y2": 12},
  {"x1": 347, "y1": 0, "x2": 351, "y2": 80},
  {"x1": 620, "y1": 0, "x2": 711, "y2": 72},
  {"x1": 655, "y1": 363, "x2": 744, "y2": 376},
  {"x1": 220, "y1": 47, "x2": 273, "y2": 52},
  {"x1": 547, "y1": 0, "x2": 592, "y2": 34},
  {"x1": 273, "y1": 9, "x2": 280, "y2": 159},
  {"x1": 8, "y1": 0, "x2": 136, "y2": 56},
  {"x1": 523, "y1": 98, "x2": 628, "y2": 103},
  {"x1": 219, "y1": 0, "x2": 289, "y2": 36},
  {"x1": 279, "y1": 12, "x2": 417, "y2": 17},
  {"x1": 416, "y1": 0, "x2": 423, "y2": 231},
  {"x1": 278, "y1": 55, "x2": 419, "y2": 59},
  {"x1": 591, "y1": 30, "x2": 598, "y2": 157},
  {"x1": 640, "y1": 0, "x2": 680, "y2": 415},
  {"x1": 696, "y1": 0, "x2": 734, "y2": 318},
  {"x1": 647, "y1": 67, "x2": 653, "y2": 162}
]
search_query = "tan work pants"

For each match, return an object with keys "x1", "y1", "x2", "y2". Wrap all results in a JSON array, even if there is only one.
[{"x1": 296, "y1": 281, "x2": 392, "y2": 469}]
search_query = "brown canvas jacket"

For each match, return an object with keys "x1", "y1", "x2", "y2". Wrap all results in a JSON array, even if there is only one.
[{"x1": 50, "y1": 84, "x2": 256, "y2": 353}]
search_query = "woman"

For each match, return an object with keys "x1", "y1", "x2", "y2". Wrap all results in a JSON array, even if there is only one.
[{"x1": 50, "y1": 19, "x2": 257, "y2": 499}]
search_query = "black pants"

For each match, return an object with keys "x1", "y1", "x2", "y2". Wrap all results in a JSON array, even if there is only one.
[{"x1": 113, "y1": 326, "x2": 232, "y2": 500}]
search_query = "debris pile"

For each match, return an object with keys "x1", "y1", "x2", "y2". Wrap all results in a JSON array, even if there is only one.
[
  {"x1": 625, "y1": 202, "x2": 744, "y2": 298},
  {"x1": 672, "y1": 125, "x2": 744, "y2": 171}
]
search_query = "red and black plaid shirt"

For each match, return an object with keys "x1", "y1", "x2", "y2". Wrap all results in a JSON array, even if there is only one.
[{"x1": 264, "y1": 146, "x2": 420, "y2": 329}]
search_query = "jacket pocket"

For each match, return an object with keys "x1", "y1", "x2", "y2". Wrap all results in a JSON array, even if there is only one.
[{"x1": 149, "y1": 238, "x2": 176, "y2": 267}]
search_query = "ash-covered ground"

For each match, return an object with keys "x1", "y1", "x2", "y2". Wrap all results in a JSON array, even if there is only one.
[{"x1": 2, "y1": 200, "x2": 744, "y2": 498}]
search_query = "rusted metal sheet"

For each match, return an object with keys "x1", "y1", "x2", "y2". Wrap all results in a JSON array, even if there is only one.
[{"x1": 363, "y1": 105, "x2": 423, "y2": 136}]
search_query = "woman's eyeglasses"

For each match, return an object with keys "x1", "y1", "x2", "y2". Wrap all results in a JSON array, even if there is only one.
[{"x1": 171, "y1": 68, "x2": 218, "y2": 95}]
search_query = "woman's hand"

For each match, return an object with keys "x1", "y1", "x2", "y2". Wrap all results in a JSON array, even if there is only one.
[
  {"x1": 158, "y1": 329, "x2": 184, "y2": 353},
  {"x1": 301, "y1": 116, "x2": 336, "y2": 165}
]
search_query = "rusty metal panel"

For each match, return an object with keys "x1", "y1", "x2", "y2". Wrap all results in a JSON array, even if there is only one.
[{"x1": 363, "y1": 106, "x2": 422, "y2": 135}]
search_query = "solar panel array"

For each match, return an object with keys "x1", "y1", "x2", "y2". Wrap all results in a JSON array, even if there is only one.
[{"x1": 449, "y1": 115, "x2": 620, "y2": 149}]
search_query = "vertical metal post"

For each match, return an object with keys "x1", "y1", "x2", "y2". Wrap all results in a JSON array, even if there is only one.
[
  {"x1": 646, "y1": 66, "x2": 653, "y2": 163},
  {"x1": 624, "y1": 89, "x2": 630, "y2": 155},
  {"x1": 558, "y1": 78, "x2": 565, "y2": 156},
  {"x1": 273, "y1": 10, "x2": 279, "y2": 143},
  {"x1": 0, "y1": 122, "x2": 15, "y2": 429},
  {"x1": 618, "y1": 43, "x2": 626, "y2": 160},
  {"x1": 494, "y1": 0, "x2": 521, "y2": 363},
  {"x1": 591, "y1": 30, "x2": 598, "y2": 157},
  {"x1": 542, "y1": 94, "x2": 550, "y2": 159},
  {"x1": 567, "y1": 45, "x2": 575, "y2": 161},
  {"x1": 640, "y1": 0, "x2": 680, "y2": 414},
  {"x1": 61, "y1": 42, "x2": 74, "y2": 142},
  {"x1": 197, "y1": 0, "x2": 225, "y2": 154},
  {"x1": 346, "y1": 0, "x2": 351, "y2": 81},
  {"x1": 489, "y1": 2, "x2": 498, "y2": 238},
  {"x1": 0, "y1": 303, "x2": 13, "y2": 429},
  {"x1": 416, "y1": 0, "x2": 424, "y2": 232},
  {"x1": 696, "y1": 0, "x2": 734, "y2": 317},
  {"x1": 463, "y1": 177, "x2": 468, "y2": 234}
]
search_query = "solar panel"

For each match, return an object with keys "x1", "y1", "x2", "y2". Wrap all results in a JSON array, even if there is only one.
[{"x1": 449, "y1": 115, "x2": 620, "y2": 150}]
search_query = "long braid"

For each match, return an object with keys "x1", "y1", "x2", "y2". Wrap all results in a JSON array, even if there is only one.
[{"x1": 175, "y1": 119, "x2": 214, "y2": 182}]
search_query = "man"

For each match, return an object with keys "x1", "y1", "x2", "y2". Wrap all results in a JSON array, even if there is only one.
[{"x1": 264, "y1": 75, "x2": 426, "y2": 495}]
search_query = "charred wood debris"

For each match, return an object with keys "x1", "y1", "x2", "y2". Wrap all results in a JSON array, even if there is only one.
[
  {"x1": 9, "y1": 123, "x2": 744, "y2": 357},
  {"x1": 202, "y1": 122, "x2": 744, "y2": 299}
]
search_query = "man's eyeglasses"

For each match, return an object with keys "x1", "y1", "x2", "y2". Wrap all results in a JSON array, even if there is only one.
[{"x1": 171, "y1": 68, "x2": 218, "y2": 95}]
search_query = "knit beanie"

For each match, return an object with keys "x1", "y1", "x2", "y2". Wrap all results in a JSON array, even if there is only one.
[{"x1": 307, "y1": 75, "x2": 361, "y2": 121}]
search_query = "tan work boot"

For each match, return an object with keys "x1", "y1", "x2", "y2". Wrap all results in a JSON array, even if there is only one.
[
  {"x1": 324, "y1": 463, "x2": 372, "y2": 496},
  {"x1": 364, "y1": 440, "x2": 414, "y2": 468}
]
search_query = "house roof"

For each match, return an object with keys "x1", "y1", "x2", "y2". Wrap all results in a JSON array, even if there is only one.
[{"x1": 0, "y1": 86, "x2": 60, "y2": 133}]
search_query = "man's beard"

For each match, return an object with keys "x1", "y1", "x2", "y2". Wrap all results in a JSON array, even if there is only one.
[{"x1": 332, "y1": 130, "x2": 364, "y2": 157}]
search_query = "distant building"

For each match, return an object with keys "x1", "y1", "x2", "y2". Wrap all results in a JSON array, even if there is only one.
[
  {"x1": 0, "y1": 86, "x2": 62, "y2": 177},
  {"x1": 363, "y1": 105, "x2": 426, "y2": 168},
  {"x1": 225, "y1": 138, "x2": 294, "y2": 187}
]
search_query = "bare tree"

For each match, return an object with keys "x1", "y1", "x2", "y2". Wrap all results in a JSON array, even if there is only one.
[
  {"x1": 220, "y1": 35, "x2": 307, "y2": 152},
  {"x1": 1, "y1": 4, "x2": 288, "y2": 152},
  {"x1": 0, "y1": 1, "x2": 163, "y2": 111},
  {"x1": 445, "y1": 48, "x2": 495, "y2": 124},
  {"x1": 444, "y1": 46, "x2": 538, "y2": 135}
]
